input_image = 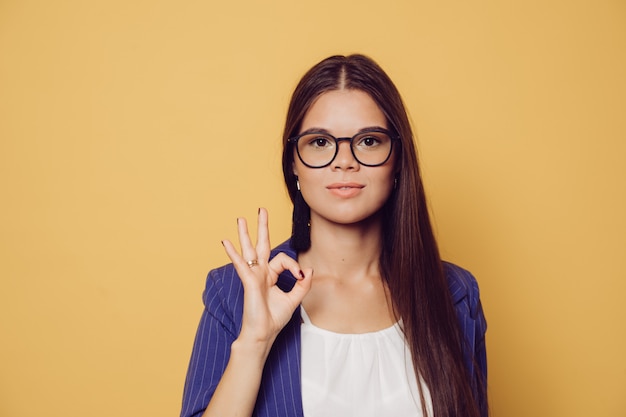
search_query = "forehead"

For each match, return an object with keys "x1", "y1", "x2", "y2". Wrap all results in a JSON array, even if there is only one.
[{"x1": 300, "y1": 89, "x2": 388, "y2": 135}]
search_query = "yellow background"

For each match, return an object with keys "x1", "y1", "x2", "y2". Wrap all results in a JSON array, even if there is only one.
[{"x1": 1, "y1": 1, "x2": 625, "y2": 416}]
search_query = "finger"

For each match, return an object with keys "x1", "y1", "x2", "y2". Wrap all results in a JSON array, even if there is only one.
[
  {"x1": 221, "y1": 239, "x2": 243, "y2": 267},
  {"x1": 267, "y1": 252, "x2": 306, "y2": 284},
  {"x1": 221, "y1": 239, "x2": 256, "y2": 284},
  {"x1": 284, "y1": 267, "x2": 314, "y2": 306},
  {"x1": 236, "y1": 217, "x2": 257, "y2": 263},
  {"x1": 256, "y1": 208, "x2": 271, "y2": 261}
]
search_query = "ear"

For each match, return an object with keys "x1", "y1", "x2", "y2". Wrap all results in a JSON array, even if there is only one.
[{"x1": 292, "y1": 162, "x2": 299, "y2": 177}]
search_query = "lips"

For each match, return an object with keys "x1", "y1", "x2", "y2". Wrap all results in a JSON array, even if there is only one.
[{"x1": 326, "y1": 182, "x2": 365, "y2": 198}]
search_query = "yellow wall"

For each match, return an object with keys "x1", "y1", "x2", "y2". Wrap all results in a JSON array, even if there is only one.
[{"x1": 1, "y1": 1, "x2": 624, "y2": 416}]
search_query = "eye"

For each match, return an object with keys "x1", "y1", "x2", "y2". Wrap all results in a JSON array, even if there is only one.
[
  {"x1": 303, "y1": 134, "x2": 334, "y2": 149},
  {"x1": 355, "y1": 134, "x2": 383, "y2": 148},
  {"x1": 314, "y1": 137, "x2": 331, "y2": 147}
]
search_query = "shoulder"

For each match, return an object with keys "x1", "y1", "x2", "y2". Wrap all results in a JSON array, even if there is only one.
[
  {"x1": 443, "y1": 261, "x2": 488, "y2": 360},
  {"x1": 443, "y1": 261, "x2": 484, "y2": 321},
  {"x1": 203, "y1": 261, "x2": 241, "y2": 307},
  {"x1": 443, "y1": 262, "x2": 488, "y2": 409}
]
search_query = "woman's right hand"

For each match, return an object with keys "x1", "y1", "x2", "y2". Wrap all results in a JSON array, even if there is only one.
[{"x1": 221, "y1": 208, "x2": 313, "y2": 352}]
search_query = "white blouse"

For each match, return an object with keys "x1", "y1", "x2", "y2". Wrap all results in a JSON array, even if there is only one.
[{"x1": 300, "y1": 307, "x2": 433, "y2": 417}]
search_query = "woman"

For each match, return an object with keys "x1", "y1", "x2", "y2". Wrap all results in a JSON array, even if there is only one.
[{"x1": 180, "y1": 54, "x2": 488, "y2": 417}]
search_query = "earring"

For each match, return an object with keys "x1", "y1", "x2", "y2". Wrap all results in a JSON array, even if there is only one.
[
  {"x1": 394, "y1": 178, "x2": 398, "y2": 189},
  {"x1": 296, "y1": 179, "x2": 301, "y2": 191}
]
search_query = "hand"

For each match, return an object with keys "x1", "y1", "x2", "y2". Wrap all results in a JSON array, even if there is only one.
[{"x1": 221, "y1": 208, "x2": 313, "y2": 349}]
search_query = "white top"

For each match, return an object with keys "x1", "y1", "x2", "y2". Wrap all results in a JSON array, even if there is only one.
[{"x1": 300, "y1": 307, "x2": 432, "y2": 417}]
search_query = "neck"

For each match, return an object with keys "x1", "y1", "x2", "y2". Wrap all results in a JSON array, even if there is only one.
[{"x1": 297, "y1": 214, "x2": 383, "y2": 281}]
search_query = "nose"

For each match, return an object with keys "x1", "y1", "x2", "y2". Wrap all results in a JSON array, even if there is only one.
[{"x1": 332, "y1": 138, "x2": 359, "y2": 171}]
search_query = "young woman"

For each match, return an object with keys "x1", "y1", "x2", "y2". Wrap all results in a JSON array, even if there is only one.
[{"x1": 180, "y1": 54, "x2": 488, "y2": 417}]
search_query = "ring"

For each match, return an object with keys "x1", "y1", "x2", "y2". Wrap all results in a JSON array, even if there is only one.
[{"x1": 247, "y1": 259, "x2": 259, "y2": 268}]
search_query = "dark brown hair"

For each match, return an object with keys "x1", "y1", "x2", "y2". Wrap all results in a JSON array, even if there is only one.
[{"x1": 282, "y1": 55, "x2": 486, "y2": 417}]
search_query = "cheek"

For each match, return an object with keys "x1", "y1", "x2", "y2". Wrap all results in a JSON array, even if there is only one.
[
  {"x1": 379, "y1": 167, "x2": 396, "y2": 188},
  {"x1": 382, "y1": 178, "x2": 395, "y2": 201},
  {"x1": 298, "y1": 180, "x2": 323, "y2": 211},
  {"x1": 359, "y1": 169, "x2": 396, "y2": 208},
  {"x1": 378, "y1": 170, "x2": 397, "y2": 202},
  {"x1": 299, "y1": 172, "x2": 319, "y2": 189},
  {"x1": 294, "y1": 168, "x2": 321, "y2": 198}
]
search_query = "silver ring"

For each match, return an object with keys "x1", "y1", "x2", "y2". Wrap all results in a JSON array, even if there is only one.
[{"x1": 247, "y1": 259, "x2": 259, "y2": 268}]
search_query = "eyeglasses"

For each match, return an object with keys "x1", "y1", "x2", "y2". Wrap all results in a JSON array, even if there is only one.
[{"x1": 289, "y1": 128, "x2": 398, "y2": 168}]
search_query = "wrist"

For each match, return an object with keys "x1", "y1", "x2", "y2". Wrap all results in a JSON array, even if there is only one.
[{"x1": 231, "y1": 335, "x2": 274, "y2": 363}]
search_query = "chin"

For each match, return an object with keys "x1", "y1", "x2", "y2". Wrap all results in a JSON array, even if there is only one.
[{"x1": 322, "y1": 209, "x2": 384, "y2": 227}]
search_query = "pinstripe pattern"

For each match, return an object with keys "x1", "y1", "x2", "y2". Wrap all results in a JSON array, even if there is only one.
[
  {"x1": 445, "y1": 261, "x2": 489, "y2": 416},
  {"x1": 180, "y1": 241, "x2": 487, "y2": 417}
]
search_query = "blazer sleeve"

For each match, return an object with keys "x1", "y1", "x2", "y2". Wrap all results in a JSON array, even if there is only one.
[
  {"x1": 445, "y1": 262, "x2": 488, "y2": 417},
  {"x1": 180, "y1": 265, "x2": 244, "y2": 417}
]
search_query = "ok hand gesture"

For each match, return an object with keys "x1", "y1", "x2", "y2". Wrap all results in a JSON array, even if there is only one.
[{"x1": 221, "y1": 208, "x2": 313, "y2": 350}]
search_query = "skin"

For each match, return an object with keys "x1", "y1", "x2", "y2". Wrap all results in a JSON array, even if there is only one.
[
  {"x1": 294, "y1": 89, "x2": 396, "y2": 333},
  {"x1": 204, "y1": 88, "x2": 396, "y2": 417}
]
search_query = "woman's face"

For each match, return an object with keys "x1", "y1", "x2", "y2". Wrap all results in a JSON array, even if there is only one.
[{"x1": 292, "y1": 89, "x2": 396, "y2": 227}]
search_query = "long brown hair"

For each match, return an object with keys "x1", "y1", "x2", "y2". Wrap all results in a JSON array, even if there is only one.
[{"x1": 282, "y1": 54, "x2": 486, "y2": 417}]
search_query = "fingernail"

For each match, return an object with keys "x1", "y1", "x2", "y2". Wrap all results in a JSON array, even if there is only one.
[
  {"x1": 220, "y1": 240, "x2": 225, "y2": 246},
  {"x1": 299, "y1": 270, "x2": 305, "y2": 279},
  {"x1": 258, "y1": 207, "x2": 260, "y2": 215}
]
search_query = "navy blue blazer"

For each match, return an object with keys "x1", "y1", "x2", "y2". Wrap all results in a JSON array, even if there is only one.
[{"x1": 181, "y1": 240, "x2": 488, "y2": 417}]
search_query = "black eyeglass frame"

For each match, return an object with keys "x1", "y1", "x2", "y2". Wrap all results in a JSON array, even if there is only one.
[{"x1": 288, "y1": 128, "x2": 400, "y2": 169}]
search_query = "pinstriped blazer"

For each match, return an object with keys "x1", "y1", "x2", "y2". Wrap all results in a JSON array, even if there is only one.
[{"x1": 180, "y1": 240, "x2": 487, "y2": 417}]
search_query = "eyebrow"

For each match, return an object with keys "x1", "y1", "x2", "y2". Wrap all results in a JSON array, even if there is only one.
[{"x1": 298, "y1": 126, "x2": 388, "y2": 136}]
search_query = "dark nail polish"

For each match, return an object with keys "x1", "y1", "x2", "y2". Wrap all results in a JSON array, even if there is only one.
[
  {"x1": 220, "y1": 240, "x2": 225, "y2": 246},
  {"x1": 299, "y1": 270, "x2": 305, "y2": 279}
]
